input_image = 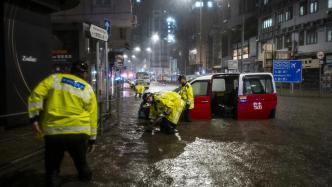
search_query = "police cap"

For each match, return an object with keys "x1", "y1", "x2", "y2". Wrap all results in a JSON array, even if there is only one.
[
  {"x1": 178, "y1": 75, "x2": 186, "y2": 81},
  {"x1": 72, "y1": 60, "x2": 89, "y2": 73}
]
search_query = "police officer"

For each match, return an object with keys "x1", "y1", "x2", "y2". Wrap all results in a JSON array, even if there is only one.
[
  {"x1": 146, "y1": 91, "x2": 185, "y2": 134},
  {"x1": 135, "y1": 82, "x2": 145, "y2": 98},
  {"x1": 178, "y1": 75, "x2": 194, "y2": 122},
  {"x1": 28, "y1": 61, "x2": 97, "y2": 187}
]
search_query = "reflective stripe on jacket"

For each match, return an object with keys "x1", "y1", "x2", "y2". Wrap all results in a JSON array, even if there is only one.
[
  {"x1": 28, "y1": 73, "x2": 98, "y2": 140},
  {"x1": 179, "y1": 82, "x2": 194, "y2": 109},
  {"x1": 149, "y1": 91, "x2": 185, "y2": 125}
]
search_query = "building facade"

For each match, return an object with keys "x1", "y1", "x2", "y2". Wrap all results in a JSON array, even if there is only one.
[
  {"x1": 1, "y1": 0, "x2": 80, "y2": 128},
  {"x1": 51, "y1": 0, "x2": 134, "y2": 99},
  {"x1": 257, "y1": 0, "x2": 332, "y2": 88}
]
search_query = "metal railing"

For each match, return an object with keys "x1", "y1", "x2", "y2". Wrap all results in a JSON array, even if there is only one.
[{"x1": 0, "y1": 112, "x2": 28, "y2": 119}]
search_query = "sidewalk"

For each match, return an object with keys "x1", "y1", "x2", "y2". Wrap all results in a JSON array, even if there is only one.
[
  {"x1": 0, "y1": 112, "x2": 118, "y2": 180},
  {"x1": 0, "y1": 126, "x2": 44, "y2": 175}
]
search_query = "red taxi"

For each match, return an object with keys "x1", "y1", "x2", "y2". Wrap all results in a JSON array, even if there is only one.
[{"x1": 189, "y1": 73, "x2": 277, "y2": 120}]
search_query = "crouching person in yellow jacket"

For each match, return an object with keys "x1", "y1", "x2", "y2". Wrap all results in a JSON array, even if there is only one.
[
  {"x1": 135, "y1": 83, "x2": 145, "y2": 98},
  {"x1": 146, "y1": 91, "x2": 185, "y2": 134},
  {"x1": 28, "y1": 61, "x2": 97, "y2": 187}
]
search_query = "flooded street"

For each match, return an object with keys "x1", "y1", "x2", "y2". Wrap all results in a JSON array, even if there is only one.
[
  {"x1": 88, "y1": 84, "x2": 332, "y2": 186},
  {"x1": 3, "y1": 83, "x2": 332, "y2": 187}
]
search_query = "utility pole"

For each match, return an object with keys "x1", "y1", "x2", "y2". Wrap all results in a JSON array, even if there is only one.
[
  {"x1": 220, "y1": 33, "x2": 223, "y2": 72},
  {"x1": 241, "y1": 14, "x2": 244, "y2": 73},
  {"x1": 199, "y1": 3, "x2": 203, "y2": 74}
]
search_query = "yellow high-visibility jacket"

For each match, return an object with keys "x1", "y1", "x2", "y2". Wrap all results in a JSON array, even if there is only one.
[
  {"x1": 135, "y1": 84, "x2": 145, "y2": 94},
  {"x1": 149, "y1": 91, "x2": 185, "y2": 125},
  {"x1": 28, "y1": 73, "x2": 98, "y2": 140},
  {"x1": 179, "y1": 82, "x2": 194, "y2": 109}
]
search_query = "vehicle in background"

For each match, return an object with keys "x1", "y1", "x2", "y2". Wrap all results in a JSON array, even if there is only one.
[
  {"x1": 189, "y1": 73, "x2": 277, "y2": 120},
  {"x1": 136, "y1": 72, "x2": 150, "y2": 89}
]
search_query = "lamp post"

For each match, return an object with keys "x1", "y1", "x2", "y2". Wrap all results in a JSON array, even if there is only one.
[
  {"x1": 146, "y1": 47, "x2": 152, "y2": 79},
  {"x1": 240, "y1": 14, "x2": 244, "y2": 73},
  {"x1": 151, "y1": 33, "x2": 160, "y2": 79}
]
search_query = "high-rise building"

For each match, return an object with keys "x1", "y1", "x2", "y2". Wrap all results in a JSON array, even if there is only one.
[
  {"x1": 257, "y1": 0, "x2": 332, "y2": 88},
  {"x1": 131, "y1": 0, "x2": 178, "y2": 80}
]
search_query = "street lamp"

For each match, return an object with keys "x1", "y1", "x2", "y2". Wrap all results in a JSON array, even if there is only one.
[
  {"x1": 146, "y1": 47, "x2": 152, "y2": 53},
  {"x1": 207, "y1": 1, "x2": 213, "y2": 8},
  {"x1": 151, "y1": 33, "x2": 160, "y2": 43},
  {"x1": 132, "y1": 55, "x2": 136, "y2": 59},
  {"x1": 145, "y1": 47, "x2": 152, "y2": 79},
  {"x1": 134, "y1": 46, "x2": 141, "y2": 52},
  {"x1": 194, "y1": 1, "x2": 203, "y2": 8}
]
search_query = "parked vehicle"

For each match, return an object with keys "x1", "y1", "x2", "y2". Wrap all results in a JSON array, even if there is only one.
[
  {"x1": 136, "y1": 72, "x2": 150, "y2": 89},
  {"x1": 189, "y1": 73, "x2": 277, "y2": 120}
]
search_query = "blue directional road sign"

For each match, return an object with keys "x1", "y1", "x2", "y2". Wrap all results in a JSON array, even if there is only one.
[{"x1": 273, "y1": 60, "x2": 302, "y2": 83}]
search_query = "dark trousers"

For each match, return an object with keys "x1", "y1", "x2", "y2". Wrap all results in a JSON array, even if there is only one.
[
  {"x1": 44, "y1": 134, "x2": 92, "y2": 182},
  {"x1": 160, "y1": 118, "x2": 176, "y2": 134},
  {"x1": 181, "y1": 104, "x2": 192, "y2": 122}
]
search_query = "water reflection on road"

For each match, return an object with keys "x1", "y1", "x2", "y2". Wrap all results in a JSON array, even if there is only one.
[{"x1": 90, "y1": 86, "x2": 332, "y2": 186}]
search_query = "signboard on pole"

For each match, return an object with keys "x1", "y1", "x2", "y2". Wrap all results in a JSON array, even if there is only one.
[
  {"x1": 89, "y1": 24, "x2": 108, "y2": 41},
  {"x1": 227, "y1": 60, "x2": 238, "y2": 70},
  {"x1": 273, "y1": 60, "x2": 302, "y2": 83},
  {"x1": 115, "y1": 54, "x2": 124, "y2": 68}
]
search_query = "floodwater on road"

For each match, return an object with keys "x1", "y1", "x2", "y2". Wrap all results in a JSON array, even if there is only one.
[
  {"x1": 3, "y1": 85, "x2": 332, "y2": 187},
  {"x1": 88, "y1": 87, "x2": 332, "y2": 186}
]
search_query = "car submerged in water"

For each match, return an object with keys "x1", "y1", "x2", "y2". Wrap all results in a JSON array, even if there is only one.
[{"x1": 139, "y1": 72, "x2": 277, "y2": 120}]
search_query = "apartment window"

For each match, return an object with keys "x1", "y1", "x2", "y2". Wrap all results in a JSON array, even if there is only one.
[
  {"x1": 309, "y1": 0, "x2": 318, "y2": 14},
  {"x1": 262, "y1": 17, "x2": 273, "y2": 29},
  {"x1": 285, "y1": 7, "x2": 293, "y2": 21},
  {"x1": 243, "y1": 47, "x2": 249, "y2": 59},
  {"x1": 285, "y1": 34, "x2": 292, "y2": 49},
  {"x1": 299, "y1": 31, "x2": 305, "y2": 46},
  {"x1": 276, "y1": 36, "x2": 283, "y2": 49},
  {"x1": 327, "y1": 29, "x2": 332, "y2": 42},
  {"x1": 299, "y1": 1, "x2": 307, "y2": 16},
  {"x1": 233, "y1": 49, "x2": 238, "y2": 60},
  {"x1": 264, "y1": 0, "x2": 270, "y2": 5},
  {"x1": 277, "y1": 11, "x2": 283, "y2": 23},
  {"x1": 329, "y1": 0, "x2": 332, "y2": 8},
  {"x1": 306, "y1": 30, "x2": 317, "y2": 44},
  {"x1": 238, "y1": 48, "x2": 242, "y2": 59}
]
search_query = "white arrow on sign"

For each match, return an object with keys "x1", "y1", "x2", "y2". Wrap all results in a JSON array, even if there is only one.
[{"x1": 90, "y1": 24, "x2": 108, "y2": 41}]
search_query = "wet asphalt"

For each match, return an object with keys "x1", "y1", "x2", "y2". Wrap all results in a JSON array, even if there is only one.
[
  {"x1": 87, "y1": 83, "x2": 332, "y2": 186},
  {"x1": 3, "y1": 83, "x2": 332, "y2": 186}
]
